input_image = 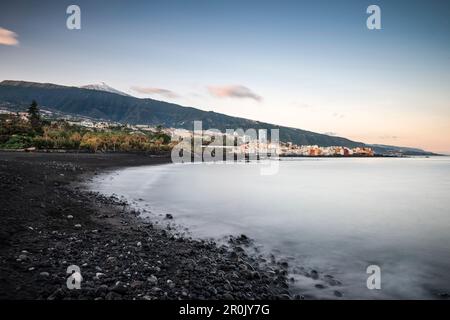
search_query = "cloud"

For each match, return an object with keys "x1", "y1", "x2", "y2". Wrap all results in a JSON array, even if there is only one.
[
  {"x1": 0, "y1": 27, "x2": 19, "y2": 46},
  {"x1": 131, "y1": 86, "x2": 178, "y2": 98},
  {"x1": 323, "y1": 132, "x2": 337, "y2": 136},
  {"x1": 291, "y1": 102, "x2": 313, "y2": 109},
  {"x1": 332, "y1": 112, "x2": 344, "y2": 119},
  {"x1": 378, "y1": 135, "x2": 398, "y2": 140},
  {"x1": 208, "y1": 85, "x2": 262, "y2": 102}
]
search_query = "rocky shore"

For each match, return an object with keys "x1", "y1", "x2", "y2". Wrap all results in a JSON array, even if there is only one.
[{"x1": 0, "y1": 152, "x2": 293, "y2": 300}]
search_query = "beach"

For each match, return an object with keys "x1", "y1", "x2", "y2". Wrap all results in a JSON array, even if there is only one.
[{"x1": 0, "y1": 152, "x2": 292, "y2": 300}]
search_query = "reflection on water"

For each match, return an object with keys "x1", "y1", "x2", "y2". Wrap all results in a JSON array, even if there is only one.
[{"x1": 92, "y1": 157, "x2": 450, "y2": 299}]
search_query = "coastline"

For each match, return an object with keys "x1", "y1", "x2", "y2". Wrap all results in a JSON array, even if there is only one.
[{"x1": 0, "y1": 152, "x2": 293, "y2": 300}]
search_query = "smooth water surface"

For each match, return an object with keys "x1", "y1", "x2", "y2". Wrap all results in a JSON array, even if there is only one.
[{"x1": 92, "y1": 157, "x2": 450, "y2": 299}]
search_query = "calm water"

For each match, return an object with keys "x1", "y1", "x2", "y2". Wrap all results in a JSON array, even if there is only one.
[{"x1": 92, "y1": 157, "x2": 450, "y2": 299}]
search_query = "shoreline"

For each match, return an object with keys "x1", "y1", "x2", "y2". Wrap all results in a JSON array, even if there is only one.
[{"x1": 0, "y1": 152, "x2": 294, "y2": 300}]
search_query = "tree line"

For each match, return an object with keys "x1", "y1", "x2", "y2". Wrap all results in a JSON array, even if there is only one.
[{"x1": 0, "y1": 100, "x2": 172, "y2": 152}]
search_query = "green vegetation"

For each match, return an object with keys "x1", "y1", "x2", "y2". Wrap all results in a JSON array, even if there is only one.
[{"x1": 0, "y1": 101, "x2": 172, "y2": 152}]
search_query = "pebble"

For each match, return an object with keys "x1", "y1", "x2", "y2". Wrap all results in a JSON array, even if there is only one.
[
  {"x1": 130, "y1": 280, "x2": 144, "y2": 289},
  {"x1": 334, "y1": 290, "x2": 343, "y2": 297},
  {"x1": 18, "y1": 254, "x2": 27, "y2": 261},
  {"x1": 222, "y1": 293, "x2": 234, "y2": 300},
  {"x1": 47, "y1": 288, "x2": 63, "y2": 300},
  {"x1": 147, "y1": 275, "x2": 158, "y2": 285},
  {"x1": 111, "y1": 283, "x2": 128, "y2": 295},
  {"x1": 167, "y1": 279, "x2": 175, "y2": 289},
  {"x1": 105, "y1": 292, "x2": 122, "y2": 300}
]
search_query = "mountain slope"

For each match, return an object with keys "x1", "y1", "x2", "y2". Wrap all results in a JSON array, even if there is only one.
[
  {"x1": 80, "y1": 82, "x2": 132, "y2": 97},
  {"x1": 0, "y1": 80, "x2": 365, "y2": 147},
  {"x1": 0, "y1": 80, "x2": 434, "y2": 154}
]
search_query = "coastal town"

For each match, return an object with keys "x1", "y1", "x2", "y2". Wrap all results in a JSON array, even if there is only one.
[
  {"x1": 62, "y1": 119, "x2": 375, "y2": 157},
  {"x1": 0, "y1": 108, "x2": 375, "y2": 157},
  {"x1": 279, "y1": 143, "x2": 374, "y2": 157}
]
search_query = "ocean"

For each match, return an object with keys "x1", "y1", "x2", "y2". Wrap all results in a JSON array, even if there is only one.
[{"x1": 91, "y1": 157, "x2": 450, "y2": 299}]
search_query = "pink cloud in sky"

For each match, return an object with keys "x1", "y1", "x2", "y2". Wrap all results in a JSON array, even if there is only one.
[
  {"x1": 208, "y1": 85, "x2": 262, "y2": 102},
  {"x1": 0, "y1": 27, "x2": 19, "y2": 46},
  {"x1": 131, "y1": 86, "x2": 178, "y2": 98}
]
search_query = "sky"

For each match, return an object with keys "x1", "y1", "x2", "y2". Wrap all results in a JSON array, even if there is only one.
[{"x1": 0, "y1": 0, "x2": 449, "y2": 153}]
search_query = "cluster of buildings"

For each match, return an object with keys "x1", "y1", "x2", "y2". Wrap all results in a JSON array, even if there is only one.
[
  {"x1": 158, "y1": 129, "x2": 376, "y2": 157},
  {"x1": 201, "y1": 140, "x2": 375, "y2": 157},
  {"x1": 67, "y1": 120, "x2": 159, "y2": 132},
  {"x1": 66, "y1": 120, "x2": 113, "y2": 129},
  {"x1": 280, "y1": 143, "x2": 374, "y2": 157},
  {"x1": 0, "y1": 108, "x2": 55, "y2": 122}
]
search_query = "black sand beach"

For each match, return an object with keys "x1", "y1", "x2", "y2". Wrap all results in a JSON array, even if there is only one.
[{"x1": 0, "y1": 152, "x2": 292, "y2": 300}]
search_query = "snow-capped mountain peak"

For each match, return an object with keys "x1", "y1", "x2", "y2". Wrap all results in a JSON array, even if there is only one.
[{"x1": 81, "y1": 82, "x2": 132, "y2": 97}]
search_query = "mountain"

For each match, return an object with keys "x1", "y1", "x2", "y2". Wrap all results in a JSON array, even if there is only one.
[
  {"x1": 0, "y1": 80, "x2": 364, "y2": 147},
  {"x1": 0, "y1": 80, "x2": 435, "y2": 155},
  {"x1": 80, "y1": 82, "x2": 132, "y2": 97},
  {"x1": 369, "y1": 144, "x2": 435, "y2": 156}
]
